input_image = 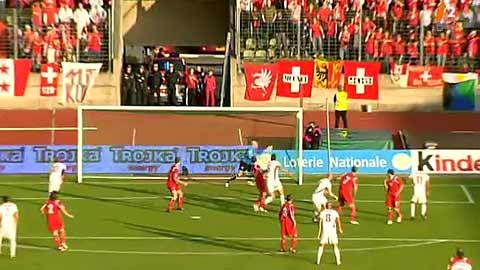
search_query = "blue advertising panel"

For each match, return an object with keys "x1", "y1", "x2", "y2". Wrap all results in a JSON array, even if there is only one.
[
  {"x1": 0, "y1": 146, "x2": 412, "y2": 175},
  {"x1": 273, "y1": 150, "x2": 412, "y2": 174}
]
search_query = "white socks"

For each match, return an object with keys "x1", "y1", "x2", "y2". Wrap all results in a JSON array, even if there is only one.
[
  {"x1": 10, "y1": 240, "x2": 16, "y2": 258},
  {"x1": 265, "y1": 196, "x2": 273, "y2": 205},
  {"x1": 411, "y1": 203, "x2": 427, "y2": 217},
  {"x1": 421, "y1": 203, "x2": 427, "y2": 216},
  {"x1": 280, "y1": 195, "x2": 285, "y2": 206},
  {"x1": 334, "y1": 246, "x2": 341, "y2": 265},
  {"x1": 316, "y1": 246, "x2": 324, "y2": 264}
]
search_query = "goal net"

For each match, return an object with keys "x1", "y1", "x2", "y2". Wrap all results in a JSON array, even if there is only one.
[{"x1": 77, "y1": 106, "x2": 304, "y2": 184}]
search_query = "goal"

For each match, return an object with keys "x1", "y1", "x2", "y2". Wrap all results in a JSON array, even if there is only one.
[{"x1": 77, "y1": 106, "x2": 304, "y2": 184}]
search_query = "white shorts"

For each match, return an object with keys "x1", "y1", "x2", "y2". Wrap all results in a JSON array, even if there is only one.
[
  {"x1": 320, "y1": 231, "x2": 338, "y2": 245},
  {"x1": 411, "y1": 192, "x2": 427, "y2": 204},
  {"x1": 0, "y1": 227, "x2": 17, "y2": 240},
  {"x1": 48, "y1": 176, "x2": 62, "y2": 193},
  {"x1": 312, "y1": 193, "x2": 328, "y2": 210},
  {"x1": 267, "y1": 179, "x2": 283, "y2": 194}
]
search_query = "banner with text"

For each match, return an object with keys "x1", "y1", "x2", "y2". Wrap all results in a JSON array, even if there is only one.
[
  {"x1": 411, "y1": 150, "x2": 480, "y2": 174},
  {"x1": 273, "y1": 150, "x2": 412, "y2": 174}
]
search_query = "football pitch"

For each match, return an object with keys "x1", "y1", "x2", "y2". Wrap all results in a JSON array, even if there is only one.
[{"x1": 0, "y1": 175, "x2": 479, "y2": 270}]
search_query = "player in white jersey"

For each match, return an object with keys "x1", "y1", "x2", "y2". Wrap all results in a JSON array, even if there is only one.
[
  {"x1": 49, "y1": 159, "x2": 67, "y2": 194},
  {"x1": 312, "y1": 174, "x2": 338, "y2": 222},
  {"x1": 316, "y1": 202, "x2": 343, "y2": 266},
  {"x1": 0, "y1": 196, "x2": 19, "y2": 258},
  {"x1": 409, "y1": 172, "x2": 430, "y2": 220},
  {"x1": 264, "y1": 154, "x2": 292, "y2": 207}
]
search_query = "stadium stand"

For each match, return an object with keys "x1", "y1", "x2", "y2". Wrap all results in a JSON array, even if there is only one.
[
  {"x1": 0, "y1": 0, "x2": 112, "y2": 71},
  {"x1": 238, "y1": 0, "x2": 480, "y2": 72}
]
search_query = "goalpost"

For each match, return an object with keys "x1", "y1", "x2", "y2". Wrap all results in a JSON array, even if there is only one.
[{"x1": 77, "y1": 106, "x2": 304, "y2": 185}]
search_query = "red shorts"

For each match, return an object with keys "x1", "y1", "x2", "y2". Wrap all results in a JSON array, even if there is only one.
[
  {"x1": 281, "y1": 220, "x2": 298, "y2": 237},
  {"x1": 168, "y1": 184, "x2": 181, "y2": 192},
  {"x1": 48, "y1": 218, "x2": 64, "y2": 232},
  {"x1": 386, "y1": 194, "x2": 401, "y2": 208},
  {"x1": 339, "y1": 190, "x2": 354, "y2": 206}
]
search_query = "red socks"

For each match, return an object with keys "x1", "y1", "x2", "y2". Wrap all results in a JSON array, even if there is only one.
[
  {"x1": 291, "y1": 237, "x2": 298, "y2": 250},
  {"x1": 168, "y1": 199, "x2": 176, "y2": 212},
  {"x1": 178, "y1": 197, "x2": 184, "y2": 209},
  {"x1": 281, "y1": 238, "x2": 287, "y2": 251},
  {"x1": 351, "y1": 206, "x2": 357, "y2": 221}
]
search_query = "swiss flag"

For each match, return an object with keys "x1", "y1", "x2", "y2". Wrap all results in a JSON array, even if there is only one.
[
  {"x1": 244, "y1": 63, "x2": 278, "y2": 101},
  {"x1": 40, "y1": 63, "x2": 60, "y2": 96},
  {"x1": 0, "y1": 59, "x2": 33, "y2": 97},
  {"x1": 277, "y1": 60, "x2": 315, "y2": 98},
  {"x1": 344, "y1": 61, "x2": 381, "y2": 100},
  {"x1": 407, "y1": 65, "x2": 444, "y2": 87}
]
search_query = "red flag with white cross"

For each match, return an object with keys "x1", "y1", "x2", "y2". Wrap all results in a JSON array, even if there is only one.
[
  {"x1": 276, "y1": 60, "x2": 315, "y2": 98},
  {"x1": 344, "y1": 61, "x2": 382, "y2": 100},
  {"x1": 0, "y1": 59, "x2": 33, "y2": 97},
  {"x1": 407, "y1": 65, "x2": 443, "y2": 87},
  {"x1": 40, "y1": 63, "x2": 60, "y2": 96}
]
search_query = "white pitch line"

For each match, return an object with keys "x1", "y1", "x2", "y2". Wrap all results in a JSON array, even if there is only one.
[
  {"x1": 16, "y1": 236, "x2": 480, "y2": 243},
  {"x1": 461, "y1": 185, "x2": 475, "y2": 204},
  {"x1": 10, "y1": 195, "x2": 471, "y2": 205},
  {"x1": 2, "y1": 181, "x2": 480, "y2": 188},
  {"x1": 10, "y1": 241, "x2": 447, "y2": 256}
]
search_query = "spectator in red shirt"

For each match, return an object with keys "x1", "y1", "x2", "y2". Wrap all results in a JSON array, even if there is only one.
[
  {"x1": 22, "y1": 25, "x2": 35, "y2": 58},
  {"x1": 407, "y1": 35, "x2": 419, "y2": 64},
  {"x1": 32, "y1": 30, "x2": 44, "y2": 69},
  {"x1": 32, "y1": 1, "x2": 43, "y2": 31},
  {"x1": 339, "y1": 25, "x2": 351, "y2": 60},
  {"x1": 424, "y1": 30, "x2": 436, "y2": 65},
  {"x1": 467, "y1": 31, "x2": 479, "y2": 69},
  {"x1": 436, "y1": 32, "x2": 448, "y2": 67},
  {"x1": 381, "y1": 31, "x2": 393, "y2": 73},
  {"x1": 43, "y1": 1, "x2": 58, "y2": 26},
  {"x1": 375, "y1": 0, "x2": 388, "y2": 27},
  {"x1": 87, "y1": 25, "x2": 102, "y2": 61},
  {"x1": 394, "y1": 34, "x2": 406, "y2": 64},
  {"x1": 391, "y1": 0, "x2": 404, "y2": 34},
  {"x1": 373, "y1": 27, "x2": 384, "y2": 61},
  {"x1": 362, "y1": 16, "x2": 376, "y2": 39},
  {"x1": 318, "y1": 2, "x2": 331, "y2": 29},
  {"x1": 365, "y1": 29, "x2": 376, "y2": 61},
  {"x1": 305, "y1": 3, "x2": 317, "y2": 22},
  {"x1": 185, "y1": 68, "x2": 199, "y2": 106},
  {"x1": 332, "y1": 2, "x2": 346, "y2": 26},
  {"x1": 326, "y1": 17, "x2": 337, "y2": 58},
  {"x1": 310, "y1": 17, "x2": 324, "y2": 57},
  {"x1": 204, "y1": 70, "x2": 216, "y2": 107},
  {"x1": 408, "y1": 6, "x2": 420, "y2": 29},
  {"x1": 44, "y1": 26, "x2": 60, "y2": 64}
]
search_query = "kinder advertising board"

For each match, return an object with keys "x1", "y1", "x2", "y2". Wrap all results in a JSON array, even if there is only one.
[
  {"x1": 274, "y1": 150, "x2": 412, "y2": 174},
  {"x1": 412, "y1": 150, "x2": 480, "y2": 174}
]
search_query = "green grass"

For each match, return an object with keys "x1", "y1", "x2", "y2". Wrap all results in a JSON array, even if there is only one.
[{"x1": 0, "y1": 175, "x2": 479, "y2": 270}]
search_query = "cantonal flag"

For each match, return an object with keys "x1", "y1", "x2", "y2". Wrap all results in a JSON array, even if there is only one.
[
  {"x1": 0, "y1": 58, "x2": 32, "y2": 97},
  {"x1": 244, "y1": 63, "x2": 278, "y2": 101}
]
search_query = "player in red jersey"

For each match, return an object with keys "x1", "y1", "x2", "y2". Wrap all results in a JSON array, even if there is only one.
[
  {"x1": 448, "y1": 248, "x2": 473, "y2": 270},
  {"x1": 166, "y1": 157, "x2": 189, "y2": 212},
  {"x1": 338, "y1": 166, "x2": 359, "y2": 225},
  {"x1": 252, "y1": 157, "x2": 268, "y2": 213},
  {"x1": 40, "y1": 192, "x2": 74, "y2": 251},
  {"x1": 384, "y1": 169, "x2": 404, "y2": 225},
  {"x1": 279, "y1": 194, "x2": 298, "y2": 253}
]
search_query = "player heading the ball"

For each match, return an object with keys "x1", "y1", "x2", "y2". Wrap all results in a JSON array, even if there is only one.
[
  {"x1": 317, "y1": 202, "x2": 343, "y2": 266},
  {"x1": 48, "y1": 158, "x2": 66, "y2": 195},
  {"x1": 265, "y1": 154, "x2": 293, "y2": 207},
  {"x1": 40, "y1": 191, "x2": 74, "y2": 251},
  {"x1": 166, "y1": 157, "x2": 189, "y2": 213},
  {"x1": 0, "y1": 196, "x2": 19, "y2": 258}
]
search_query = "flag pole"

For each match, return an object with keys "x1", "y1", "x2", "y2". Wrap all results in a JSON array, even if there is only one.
[{"x1": 326, "y1": 97, "x2": 332, "y2": 174}]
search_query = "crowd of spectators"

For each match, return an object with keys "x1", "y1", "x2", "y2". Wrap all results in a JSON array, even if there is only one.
[
  {"x1": 0, "y1": 0, "x2": 110, "y2": 71},
  {"x1": 122, "y1": 47, "x2": 219, "y2": 107},
  {"x1": 239, "y1": 0, "x2": 480, "y2": 72}
]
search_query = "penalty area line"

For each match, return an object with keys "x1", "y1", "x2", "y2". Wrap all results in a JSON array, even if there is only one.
[
  {"x1": 460, "y1": 185, "x2": 475, "y2": 204},
  {"x1": 12, "y1": 241, "x2": 448, "y2": 256},
  {"x1": 17, "y1": 236, "x2": 480, "y2": 243}
]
